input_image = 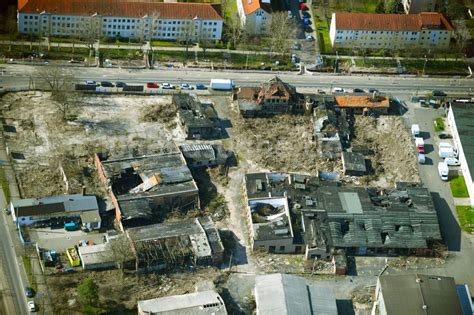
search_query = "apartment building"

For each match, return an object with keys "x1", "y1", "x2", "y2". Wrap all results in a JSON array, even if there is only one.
[
  {"x1": 18, "y1": 0, "x2": 223, "y2": 41},
  {"x1": 329, "y1": 12, "x2": 452, "y2": 50},
  {"x1": 403, "y1": 0, "x2": 435, "y2": 14},
  {"x1": 237, "y1": 0, "x2": 272, "y2": 34}
]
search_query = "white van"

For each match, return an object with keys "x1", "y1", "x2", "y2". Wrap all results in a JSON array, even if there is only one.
[
  {"x1": 411, "y1": 124, "x2": 420, "y2": 137},
  {"x1": 332, "y1": 87, "x2": 344, "y2": 93},
  {"x1": 438, "y1": 162, "x2": 449, "y2": 181}
]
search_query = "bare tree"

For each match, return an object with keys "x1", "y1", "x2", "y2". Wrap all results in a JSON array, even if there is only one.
[
  {"x1": 177, "y1": 21, "x2": 196, "y2": 63},
  {"x1": 105, "y1": 234, "x2": 134, "y2": 278},
  {"x1": 80, "y1": 16, "x2": 101, "y2": 62},
  {"x1": 453, "y1": 21, "x2": 470, "y2": 55},
  {"x1": 269, "y1": 12, "x2": 298, "y2": 55},
  {"x1": 226, "y1": 13, "x2": 244, "y2": 49},
  {"x1": 36, "y1": 66, "x2": 76, "y2": 120}
]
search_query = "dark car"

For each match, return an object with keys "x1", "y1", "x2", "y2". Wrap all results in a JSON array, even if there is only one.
[
  {"x1": 100, "y1": 81, "x2": 114, "y2": 87},
  {"x1": 368, "y1": 88, "x2": 379, "y2": 93},
  {"x1": 115, "y1": 81, "x2": 127, "y2": 88},
  {"x1": 146, "y1": 82, "x2": 159, "y2": 89},
  {"x1": 25, "y1": 287, "x2": 34, "y2": 298},
  {"x1": 438, "y1": 133, "x2": 452, "y2": 139},
  {"x1": 196, "y1": 83, "x2": 207, "y2": 90},
  {"x1": 432, "y1": 90, "x2": 447, "y2": 97},
  {"x1": 353, "y1": 88, "x2": 365, "y2": 93},
  {"x1": 304, "y1": 26, "x2": 312, "y2": 33}
]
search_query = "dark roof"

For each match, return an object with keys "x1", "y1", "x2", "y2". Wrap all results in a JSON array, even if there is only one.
[
  {"x1": 20, "y1": 0, "x2": 223, "y2": 20},
  {"x1": 342, "y1": 152, "x2": 367, "y2": 173},
  {"x1": 13, "y1": 194, "x2": 99, "y2": 218},
  {"x1": 450, "y1": 102, "x2": 474, "y2": 181},
  {"x1": 379, "y1": 274, "x2": 463, "y2": 315}
]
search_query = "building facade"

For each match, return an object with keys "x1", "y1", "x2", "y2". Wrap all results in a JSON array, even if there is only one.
[
  {"x1": 18, "y1": 0, "x2": 223, "y2": 41},
  {"x1": 403, "y1": 0, "x2": 435, "y2": 14},
  {"x1": 329, "y1": 12, "x2": 452, "y2": 50},
  {"x1": 237, "y1": 0, "x2": 271, "y2": 34}
]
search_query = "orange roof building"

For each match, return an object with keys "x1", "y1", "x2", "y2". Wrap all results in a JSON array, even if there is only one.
[
  {"x1": 237, "y1": 0, "x2": 272, "y2": 34},
  {"x1": 334, "y1": 95, "x2": 390, "y2": 114},
  {"x1": 18, "y1": 0, "x2": 223, "y2": 41},
  {"x1": 329, "y1": 12, "x2": 452, "y2": 50}
]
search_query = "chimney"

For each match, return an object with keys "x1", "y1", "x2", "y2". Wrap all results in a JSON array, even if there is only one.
[{"x1": 82, "y1": 186, "x2": 87, "y2": 196}]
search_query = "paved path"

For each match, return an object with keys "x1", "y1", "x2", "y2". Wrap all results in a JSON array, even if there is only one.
[{"x1": 453, "y1": 197, "x2": 472, "y2": 206}]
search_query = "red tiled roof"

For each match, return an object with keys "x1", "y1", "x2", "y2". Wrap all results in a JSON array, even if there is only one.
[
  {"x1": 334, "y1": 12, "x2": 453, "y2": 32},
  {"x1": 334, "y1": 95, "x2": 389, "y2": 109},
  {"x1": 241, "y1": 0, "x2": 271, "y2": 15},
  {"x1": 20, "y1": 0, "x2": 223, "y2": 20}
]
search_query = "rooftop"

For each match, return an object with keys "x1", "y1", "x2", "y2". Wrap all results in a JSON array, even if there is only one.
[
  {"x1": 77, "y1": 243, "x2": 114, "y2": 266},
  {"x1": 138, "y1": 290, "x2": 227, "y2": 315},
  {"x1": 12, "y1": 194, "x2": 99, "y2": 218},
  {"x1": 342, "y1": 152, "x2": 367, "y2": 173},
  {"x1": 450, "y1": 102, "x2": 474, "y2": 181},
  {"x1": 334, "y1": 95, "x2": 390, "y2": 109},
  {"x1": 249, "y1": 197, "x2": 294, "y2": 241},
  {"x1": 240, "y1": 0, "x2": 271, "y2": 15},
  {"x1": 379, "y1": 274, "x2": 463, "y2": 315},
  {"x1": 334, "y1": 12, "x2": 453, "y2": 32},
  {"x1": 20, "y1": 0, "x2": 223, "y2": 20},
  {"x1": 254, "y1": 273, "x2": 337, "y2": 315}
]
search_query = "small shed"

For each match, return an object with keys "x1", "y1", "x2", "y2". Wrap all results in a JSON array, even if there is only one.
[
  {"x1": 78, "y1": 244, "x2": 116, "y2": 270},
  {"x1": 342, "y1": 152, "x2": 367, "y2": 176}
]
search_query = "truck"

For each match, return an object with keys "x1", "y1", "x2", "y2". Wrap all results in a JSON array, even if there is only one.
[
  {"x1": 210, "y1": 79, "x2": 235, "y2": 91},
  {"x1": 438, "y1": 142, "x2": 458, "y2": 158},
  {"x1": 415, "y1": 137, "x2": 424, "y2": 153},
  {"x1": 411, "y1": 124, "x2": 420, "y2": 137},
  {"x1": 438, "y1": 161, "x2": 449, "y2": 181}
]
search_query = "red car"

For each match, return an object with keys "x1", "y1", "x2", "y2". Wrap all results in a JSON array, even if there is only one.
[
  {"x1": 300, "y1": 3, "x2": 308, "y2": 10},
  {"x1": 146, "y1": 82, "x2": 159, "y2": 89}
]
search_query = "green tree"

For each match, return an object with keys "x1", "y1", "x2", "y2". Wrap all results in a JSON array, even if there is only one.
[
  {"x1": 77, "y1": 278, "x2": 99, "y2": 308},
  {"x1": 375, "y1": 0, "x2": 385, "y2": 13},
  {"x1": 385, "y1": 0, "x2": 402, "y2": 13},
  {"x1": 446, "y1": 2, "x2": 467, "y2": 20}
]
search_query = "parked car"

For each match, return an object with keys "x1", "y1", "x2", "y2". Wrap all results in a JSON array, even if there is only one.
[
  {"x1": 180, "y1": 83, "x2": 194, "y2": 90},
  {"x1": 432, "y1": 90, "x2": 447, "y2": 97},
  {"x1": 25, "y1": 287, "x2": 34, "y2": 298},
  {"x1": 353, "y1": 88, "x2": 365, "y2": 93},
  {"x1": 332, "y1": 87, "x2": 344, "y2": 93},
  {"x1": 411, "y1": 124, "x2": 420, "y2": 137},
  {"x1": 305, "y1": 35, "x2": 314, "y2": 41},
  {"x1": 438, "y1": 132, "x2": 452, "y2": 139},
  {"x1": 100, "y1": 81, "x2": 114, "y2": 87},
  {"x1": 146, "y1": 82, "x2": 159, "y2": 89},
  {"x1": 304, "y1": 26, "x2": 312, "y2": 33},
  {"x1": 444, "y1": 157, "x2": 461, "y2": 166},
  {"x1": 115, "y1": 81, "x2": 127, "y2": 88},
  {"x1": 368, "y1": 88, "x2": 379, "y2": 93},
  {"x1": 27, "y1": 301, "x2": 36, "y2": 312},
  {"x1": 303, "y1": 18, "x2": 311, "y2": 25},
  {"x1": 418, "y1": 153, "x2": 426, "y2": 164},
  {"x1": 195, "y1": 83, "x2": 207, "y2": 90},
  {"x1": 162, "y1": 82, "x2": 175, "y2": 89},
  {"x1": 85, "y1": 80, "x2": 97, "y2": 86},
  {"x1": 300, "y1": 3, "x2": 308, "y2": 10}
]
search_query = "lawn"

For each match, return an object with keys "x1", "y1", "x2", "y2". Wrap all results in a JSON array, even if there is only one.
[
  {"x1": 401, "y1": 60, "x2": 470, "y2": 75},
  {"x1": 314, "y1": 15, "x2": 331, "y2": 53},
  {"x1": 450, "y1": 176, "x2": 470, "y2": 198},
  {"x1": 456, "y1": 206, "x2": 474, "y2": 233},
  {"x1": 150, "y1": 40, "x2": 182, "y2": 47},
  {"x1": 434, "y1": 117, "x2": 445, "y2": 132},
  {"x1": 22, "y1": 255, "x2": 37, "y2": 291},
  {"x1": 354, "y1": 58, "x2": 398, "y2": 68},
  {"x1": 319, "y1": 0, "x2": 379, "y2": 13}
]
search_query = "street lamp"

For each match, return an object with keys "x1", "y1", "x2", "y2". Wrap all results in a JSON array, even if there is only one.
[{"x1": 422, "y1": 55, "x2": 428, "y2": 75}]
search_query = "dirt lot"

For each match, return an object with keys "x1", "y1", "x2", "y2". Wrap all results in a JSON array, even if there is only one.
[
  {"x1": 352, "y1": 116, "x2": 420, "y2": 188},
  {"x1": 0, "y1": 92, "x2": 183, "y2": 198}
]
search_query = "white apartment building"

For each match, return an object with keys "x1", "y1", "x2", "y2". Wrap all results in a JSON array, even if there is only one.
[
  {"x1": 18, "y1": 0, "x2": 223, "y2": 41},
  {"x1": 237, "y1": 0, "x2": 272, "y2": 34},
  {"x1": 447, "y1": 101, "x2": 474, "y2": 206},
  {"x1": 329, "y1": 12, "x2": 452, "y2": 50},
  {"x1": 403, "y1": 0, "x2": 435, "y2": 14}
]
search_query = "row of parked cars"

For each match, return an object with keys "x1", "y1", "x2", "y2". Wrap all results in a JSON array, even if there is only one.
[
  {"x1": 332, "y1": 87, "x2": 380, "y2": 94},
  {"x1": 85, "y1": 80, "x2": 207, "y2": 90}
]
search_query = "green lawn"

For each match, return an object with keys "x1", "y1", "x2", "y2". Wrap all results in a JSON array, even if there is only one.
[
  {"x1": 434, "y1": 117, "x2": 445, "y2": 132},
  {"x1": 316, "y1": 0, "x2": 379, "y2": 13},
  {"x1": 22, "y1": 255, "x2": 37, "y2": 291},
  {"x1": 0, "y1": 168, "x2": 10, "y2": 203},
  {"x1": 150, "y1": 40, "x2": 182, "y2": 47},
  {"x1": 450, "y1": 176, "x2": 470, "y2": 198},
  {"x1": 456, "y1": 206, "x2": 474, "y2": 233},
  {"x1": 402, "y1": 60, "x2": 470, "y2": 75},
  {"x1": 355, "y1": 58, "x2": 398, "y2": 68},
  {"x1": 313, "y1": 13, "x2": 332, "y2": 53}
]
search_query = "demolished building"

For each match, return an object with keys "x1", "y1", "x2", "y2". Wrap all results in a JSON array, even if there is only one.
[
  {"x1": 173, "y1": 94, "x2": 221, "y2": 139},
  {"x1": 235, "y1": 77, "x2": 306, "y2": 117},
  {"x1": 179, "y1": 144, "x2": 231, "y2": 168},
  {"x1": 95, "y1": 151, "x2": 199, "y2": 229},
  {"x1": 126, "y1": 216, "x2": 224, "y2": 272},
  {"x1": 243, "y1": 172, "x2": 442, "y2": 259}
]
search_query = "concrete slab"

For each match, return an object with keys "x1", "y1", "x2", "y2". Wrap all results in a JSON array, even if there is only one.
[{"x1": 28, "y1": 227, "x2": 105, "y2": 252}]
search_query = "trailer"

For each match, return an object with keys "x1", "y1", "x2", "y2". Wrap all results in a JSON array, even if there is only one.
[{"x1": 210, "y1": 79, "x2": 235, "y2": 91}]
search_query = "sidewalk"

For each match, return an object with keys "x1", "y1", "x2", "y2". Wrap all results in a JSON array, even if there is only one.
[{"x1": 453, "y1": 197, "x2": 472, "y2": 206}]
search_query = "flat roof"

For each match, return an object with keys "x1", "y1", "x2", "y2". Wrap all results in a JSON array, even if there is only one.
[
  {"x1": 138, "y1": 290, "x2": 227, "y2": 314},
  {"x1": 78, "y1": 243, "x2": 114, "y2": 266},
  {"x1": 13, "y1": 194, "x2": 99, "y2": 218},
  {"x1": 379, "y1": 274, "x2": 463, "y2": 315},
  {"x1": 450, "y1": 102, "x2": 474, "y2": 180}
]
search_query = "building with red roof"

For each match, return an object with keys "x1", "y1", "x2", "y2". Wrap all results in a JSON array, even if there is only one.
[
  {"x1": 329, "y1": 12, "x2": 452, "y2": 50},
  {"x1": 18, "y1": 0, "x2": 223, "y2": 41},
  {"x1": 237, "y1": 0, "x2": 271, "y2": 34}
]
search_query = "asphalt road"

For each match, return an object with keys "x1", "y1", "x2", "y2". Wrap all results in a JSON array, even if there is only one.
[{"x1": 1, "y1": 64, "x2": 473, "y2": 94}]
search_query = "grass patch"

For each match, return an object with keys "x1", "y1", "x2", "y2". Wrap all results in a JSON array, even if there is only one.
[
  {"x1": 354, "y1": 58, "x2": 397, "y2": 68},
  {"x1": 150, "y1": 40, "x2": 182, "y2": 47},
  {"x1": 22, "y1": 256, "x2": 37, "y2": 291},
  {"x1": 0, "y1": 168, "x2": 11, "y2": 204},
  {"x1": 49, "y1": 37, "x2": 86, "y2": 44},
  {"x1": 313, "y1": 13, "x2": 332, "y2": 53},
  {"x1": 450, "y1": 176, "x2": 470, "y2": 198},
  {"x1": 456, "y1": 206, "x2": 474, "y2": 233},
  {"x1": 402, "y1": 59, "x2": 470, "y2": 75},
  {"x1": 434, "y1": 117, "x2": 445, "y2": 132}
]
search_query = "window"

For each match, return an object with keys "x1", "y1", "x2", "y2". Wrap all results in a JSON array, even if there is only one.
[
  {"x1": 269, "y1": 246, "x2": 276, "y2": 253},
  {"x1": 279, "y1": 246, "x2": 285, "y2": 251}
]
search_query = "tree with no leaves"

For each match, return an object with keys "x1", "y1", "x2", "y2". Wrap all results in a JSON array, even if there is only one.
[
  {"x1": 225, "y1": 13, "x2": 244, "y2": 49},
  {"x1": 453, "y1": 21, "x2": 470, "y2": 55},
  {"x1": 105, "y1": 234, "x2": 134, "y2": 275},
  {"x1": 269, "y1": 12, "x2": 298, "y2": 55},
  {"x1": 36, "y1": 66, "x2": 76, "y2": 120}
]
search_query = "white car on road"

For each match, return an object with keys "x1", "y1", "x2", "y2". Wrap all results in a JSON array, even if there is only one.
[
  {"x1": 444, "y1": 157, "x2": 461, "y2": 166},
  {"x1": 162, "y1": 83, "x2": 175, "y2": 89},
  {"x1": 28, "y1": 301, "x2": 36, "y2": 312}
]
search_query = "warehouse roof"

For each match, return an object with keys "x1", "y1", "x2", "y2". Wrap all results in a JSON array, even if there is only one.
[
  {"x1": 378, "y1": 274, "x2": 463, "y2": 315},
  {"x1": 13, "y1": 194, "x2": 98, "y2": 218},
  {"x1": 20, "y1": 0, "x2": 223, "y2": 20},
  {"x1": 255, "y1": 273, "x2": 337, "y2": 315}
]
